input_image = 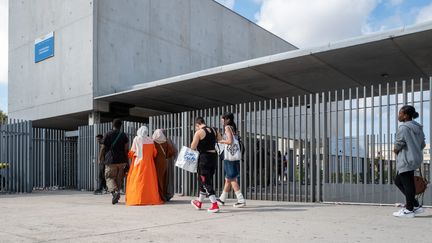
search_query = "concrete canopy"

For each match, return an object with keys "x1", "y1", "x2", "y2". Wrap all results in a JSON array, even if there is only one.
[{"x1": 96, "y1": 22, "x2": 432, "y2": 113}]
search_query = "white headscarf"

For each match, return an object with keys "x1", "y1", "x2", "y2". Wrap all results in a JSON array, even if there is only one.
[
  {"x1": 152, "y1": 129, "x2": 167, "y2": 144},
  {"x1": 131, "y1": 126, "x2": 153, "y2": 165}
]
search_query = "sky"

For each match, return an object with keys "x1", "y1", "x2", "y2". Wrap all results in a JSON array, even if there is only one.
[{"x1": 1, "y1": 0, "x2": 432, "y2": 114}]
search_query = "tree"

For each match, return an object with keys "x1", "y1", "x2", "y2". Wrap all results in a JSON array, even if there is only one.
[{"x1": 0, "y1": 110, "x2": 7, "y2": 124}]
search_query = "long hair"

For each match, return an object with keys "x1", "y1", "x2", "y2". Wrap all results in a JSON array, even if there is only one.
[{"x1": 222, "y1": 112, "x2": 237, "y2": 134}]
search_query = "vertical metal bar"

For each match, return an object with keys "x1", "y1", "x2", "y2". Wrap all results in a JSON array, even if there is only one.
[
  {"x1": 322, "y1": 92, "x2": 328, "y2": 198},
  {"x1": 304, "y1": 95, "x2": 309, "y2": 202},
  {"x1": 329, "y1": 92, "x2": 333, "y2": 184},
  {"x1": 309, "y1": 94, "x2": 315, "y2": 202},
  {"x1": 286, "y1": 97, "x2": 291, "y2": 201},
  {"x1": 335, "y1": 90, "x2": 339, "y2": 184},
  {"x1": 394, "y1": 81, "x2": 398, "y2": 180},
  {"x1": 363, "y1": 86, "x2": 367, "y2": 184},
  {"x1": 342, "y1": 90, "x2": 346, "y2": 184},
  {"x1": 248, "y1": 102, "x2": 252, "y2": 199},
  {"x1": 297, "y1": 96, "x2": 304, "y2": 202},
  {"x1": 292, "y1": 96, "x2": 296, "y2": 201},
  {"x1": 280, "y1": 98, "x2": 284, "y2": 201},
  {"x1": 371, "y1": 85, "x2": 375, "y2": 185},
  {"x1": 420, "y1": 78, "x2": 424, "y2": 126},
  {"x1": 387, "y1": 82, "x2": 391, "y2": 184},
  {"x1": 429, "y1": 77, "x2": 432, "y2": 185},
  {"x1": 356, "y1": 87, "x2": 360, "y2": 184},
  {"x1": 270, "y1": 99, "x2": 274, "y2": 200},
  {"x1": 315, "y1": 93, "x2": 321, "y2": 201},
  {"x1": 349, "y1": 88, "x2": 353, "y2": 184},
  {"x1": 402, "y1": 80, "x2": 407, "y2": 105},
  {"x1": 274, "y1": 99, "x2": 278, "y2": 201},
  {"x1": 264, "y1": 100, "x2": 268, "y2": 200},
  {"x1": 411, "y1": 79, "x2": 415, "y2": 106},
  {"x1": 253, "y1": 101, "x2": 258, "y2": 200},
  {"x1": 379, "y1": 84, "x2": 383, "y2": 184}
]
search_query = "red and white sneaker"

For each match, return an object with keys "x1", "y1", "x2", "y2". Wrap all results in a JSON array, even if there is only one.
[
  {"x1": 191, "y1": 199, "x2": 202, "y2": 210},
  {"x1": 207, "y1": 202, "x2": 220, "y2": 213}
]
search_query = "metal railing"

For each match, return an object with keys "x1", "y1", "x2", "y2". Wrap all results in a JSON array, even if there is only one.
[{"x1": 149, "y1": 78, "x2": 432, "y2": 205}]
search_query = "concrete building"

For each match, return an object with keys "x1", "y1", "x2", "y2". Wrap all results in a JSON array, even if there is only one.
[
  {"x1": 9, "y1": 0, "x2": 294, "y2": 129},
  {"x1": 8, "y1": 0, "x2": 432, "y2": 130}
]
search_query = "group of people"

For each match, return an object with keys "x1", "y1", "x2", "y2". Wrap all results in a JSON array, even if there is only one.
[
  {"x1": 190, "y1": 112, "x2": 246, "y2": 213},
  {"x1": 94, "y1": 105, "x2": 425, "y2": 218},
  {"x1": 95, "y1": 119, "x2": 176, "y2": 205},
  {"x1": 95, "y1": 112, "x2": 246, "y2": 213}
]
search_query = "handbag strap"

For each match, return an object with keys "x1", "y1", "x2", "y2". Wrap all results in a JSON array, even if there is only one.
[
  {"x1": 158, "y1": 143, "x2": 167, "y2": 158},
  {"x1": 226, "y1": 126, "x2": 237, "y2": 140},
  {"x1": 110, "y1": 131, "x2": 123, "y2": 150}
]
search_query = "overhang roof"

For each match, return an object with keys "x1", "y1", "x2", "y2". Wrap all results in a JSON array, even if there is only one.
[{"x1": 96, "y1": 21, "x2": 432, "y2": 113}]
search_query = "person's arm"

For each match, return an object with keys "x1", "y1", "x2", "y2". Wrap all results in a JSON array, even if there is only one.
[
  {"x1": 393, "y1": 126, "x2": 407, "y2": 155},
  {"x1": 99, "y1": 145, "x2": 106, "y2": 164},
  {"x1": 422, "y1": 132, "x2": 426, "y2": 150},
  {"x1": 124, "y1": 143, "x2": 129, "y2": 155},
  {"x1": 190, "y1": 130, "x2": 202, "y2": 150},
  {"x1": 219, "y1": 126, "x2": 233, "y2": 145}
]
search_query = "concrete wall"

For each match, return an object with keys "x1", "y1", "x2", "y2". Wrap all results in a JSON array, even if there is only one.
[
  {"x1": 8, "y1": 0, "x2": 94, "y2": 121},
  {"x1": 95, "y1": 0, "x2": 296, "y2": 96}
]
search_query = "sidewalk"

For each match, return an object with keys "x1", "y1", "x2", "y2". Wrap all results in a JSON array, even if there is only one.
[{"x1": 0, "y1": 191, "x2": 430, "y2": 243}]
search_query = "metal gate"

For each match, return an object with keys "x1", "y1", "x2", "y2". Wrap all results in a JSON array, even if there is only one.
[{"x1": 149, "y1": 78, "x2": 432, "y2": 205}]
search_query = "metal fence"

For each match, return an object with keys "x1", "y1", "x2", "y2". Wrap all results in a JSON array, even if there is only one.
[
  {"x1": 0, "y1": 121, "x2": 77, "y2": 193},
  {"x1": 77, "y1": 121, "x2": 146, "y2": 191},
  {"x1": 0, "y1": 120, "x2": 32, "y2": 193},
  {"x1": 149, "y1": 78, "x2": 432, "y2": 205}
]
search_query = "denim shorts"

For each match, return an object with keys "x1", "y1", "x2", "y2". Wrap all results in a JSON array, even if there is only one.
[{"x1": 223, "y1": 160, "x2": 240, "y2": 179}]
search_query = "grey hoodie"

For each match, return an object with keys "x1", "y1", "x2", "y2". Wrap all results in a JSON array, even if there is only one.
[{"x1": 394, "y1": 120, "x2": 426, "y2": 173}]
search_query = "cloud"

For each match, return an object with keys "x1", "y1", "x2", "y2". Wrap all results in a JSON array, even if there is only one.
[
  {"x1": 255, "y1": 0, "x2": 379, "y2": 48},
  {"x1": 415, "y1": 3, "x2": 432, "y2": 24},
  {"x1": 215, "y1": 0, "x2": 235, "y2": 9},
  {"x1": 0, "y1": 0, "x2": 8, "y2": 85},
  {"x1": 387, "y1": 0, "x2": 403, "y2": 7}
]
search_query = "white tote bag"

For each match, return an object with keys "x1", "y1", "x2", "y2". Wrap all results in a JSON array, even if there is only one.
[
  {"x1": 224, "y1": 127, "x2": 242, "y2": 161},
  {"x1": 175, "y1": 146, "x2": 199, "y2": 173}
]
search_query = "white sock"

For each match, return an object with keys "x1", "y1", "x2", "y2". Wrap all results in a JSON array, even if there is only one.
[
  {"x1": 219, "y1": 191, "x2": 228, "y2": 202},
  {"x1": 198, "y1": 192, "x2": 206, "y2": 202},
  {"x1": 235, "y1": 191, "x2": 245, "y2": 203},
  {"x1": 209, "y1": 195, "x2": 217, "y2": 203}
]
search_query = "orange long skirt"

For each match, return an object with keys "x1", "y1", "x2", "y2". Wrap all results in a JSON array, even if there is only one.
[{"x1": 126, "y1": 143, "x2": 163, "y2": 206}]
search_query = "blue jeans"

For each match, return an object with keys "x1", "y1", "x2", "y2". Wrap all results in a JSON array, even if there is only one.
[{"x1": 224, "y1": 160, "x2": 240, "y2": 180}]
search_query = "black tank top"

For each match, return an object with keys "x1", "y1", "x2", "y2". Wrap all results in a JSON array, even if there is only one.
[{"x1": 197, "y1": 127, "x2": 216, "y2": 153}]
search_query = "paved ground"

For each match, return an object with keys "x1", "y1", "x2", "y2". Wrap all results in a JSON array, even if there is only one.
[{"x1": 0, "y1": 191, "x2": 431, "y2": 243}]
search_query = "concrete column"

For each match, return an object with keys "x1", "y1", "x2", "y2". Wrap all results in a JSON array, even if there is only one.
[{"x1": 88, "y1": 112, "x2": 101, "y2": 125}]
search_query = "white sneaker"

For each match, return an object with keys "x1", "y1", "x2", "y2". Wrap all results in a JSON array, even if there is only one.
[
  {"x1": 392, "y1": 208, "x2": 404, "y2": 216},
  {"x1": 414, "y1": 206, "x2": 425, "y2": 215},
  {"x1": 233, "y1": 201, "x2": 246, "y2": 208},
  {"x1": 393, "y1": 208, "x2": 415, "y2": 218}
]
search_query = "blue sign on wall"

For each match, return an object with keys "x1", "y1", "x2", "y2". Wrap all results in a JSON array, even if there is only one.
[{"x1": 35, "y1": 32, "x2": 54, "y2": 63}]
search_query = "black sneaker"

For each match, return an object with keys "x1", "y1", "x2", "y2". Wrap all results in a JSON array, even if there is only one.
[
  {"x1": 93, "y1": 189, "x2": 102, "y2": 195},
  {"x1": 216, "y1": 198, "x2": 225, "y2": 206},
  {"x1": 112, "y1": 192, "x2": 120, "y2": 204}
]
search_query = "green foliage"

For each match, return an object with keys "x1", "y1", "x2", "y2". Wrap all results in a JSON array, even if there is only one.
[{"x1": 0, "y1": 110, "x2": 7, "y2": 124}]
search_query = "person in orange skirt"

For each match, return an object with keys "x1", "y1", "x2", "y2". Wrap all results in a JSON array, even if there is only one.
[{"x1": 126, "y1": 126, "x2": 163, "y2": 206}]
